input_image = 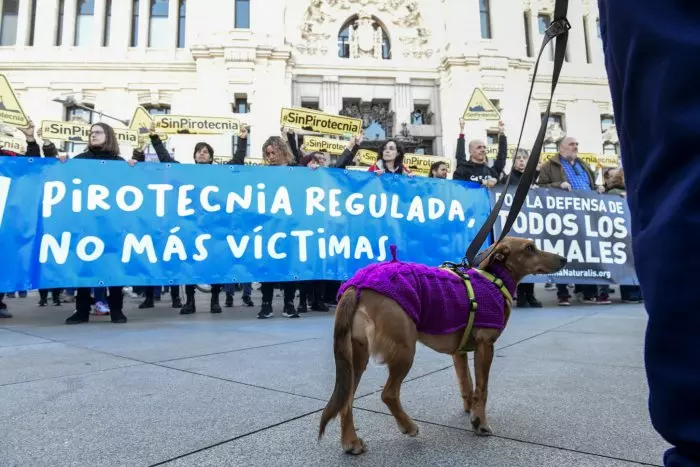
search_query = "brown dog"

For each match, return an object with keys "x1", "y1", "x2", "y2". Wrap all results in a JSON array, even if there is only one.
[{"x1": 318, "y1": 237, "x2": 566, "y2": 454}]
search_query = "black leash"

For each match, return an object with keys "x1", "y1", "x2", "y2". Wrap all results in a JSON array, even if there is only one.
[{"x1": 463, "y1": 0, "x2": 571, "y2": 267}]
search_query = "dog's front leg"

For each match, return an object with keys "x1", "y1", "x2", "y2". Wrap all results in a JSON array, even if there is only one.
[
  {"x1": 471, "y1": 330, "x2": 496, "y2": 436},
  {"x1": 452, "y1": 353, "x2": 473, "y2": 413}
]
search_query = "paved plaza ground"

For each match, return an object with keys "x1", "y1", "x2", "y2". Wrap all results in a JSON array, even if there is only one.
[{"x1": 0, "y1": 286, "x2": 669, "y2": 466}]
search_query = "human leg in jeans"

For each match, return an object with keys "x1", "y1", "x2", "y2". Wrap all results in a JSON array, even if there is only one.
[
  {"x1": 599, "y1": 1, "x2": 700, "y2": 463},
  {"x1": 620, "y1": 285, "x2": 642, "y2": 303},
  {"x1": 556, "y1": 284, "x2": 571, "y2": 306},
  {"x1": 223, "y1": 283, "x2": 252, "y2": 307}
]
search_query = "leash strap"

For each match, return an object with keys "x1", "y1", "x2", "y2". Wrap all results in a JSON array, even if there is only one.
[
  {"x1": 440, "y1": 264, "x2": 478, "y2": 354},
  {"x1": 463, "y1": 0, "x2": 571, "y2": 267}
]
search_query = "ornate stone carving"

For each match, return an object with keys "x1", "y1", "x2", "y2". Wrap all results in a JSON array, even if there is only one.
[
  {"x1": 298, "y1": 0, "x2": 433, "y2": 58},
  {"x1": 544, "y1": 121, "x2": 566, "y2": 143},
  {"x1": 602, "y1": 124, "x2": 619, "y2": 144}
]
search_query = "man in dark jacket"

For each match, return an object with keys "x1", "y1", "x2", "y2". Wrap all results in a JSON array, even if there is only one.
[
  {"x1": 537, "y1": 136, "x2": 607, "y2": 306},
  {"x1": 453, "y1": 118, "x2": 507, "y2": 187}
]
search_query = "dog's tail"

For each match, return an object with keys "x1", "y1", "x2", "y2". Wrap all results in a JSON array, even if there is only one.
[{"x1": 318, "y1": 287, "x2": 359, "y2": 441}]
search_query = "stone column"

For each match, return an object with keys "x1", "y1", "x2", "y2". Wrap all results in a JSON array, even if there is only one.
[
  {"x1": 33, "y1": 0, "x2": 59, "y2": 47},
  {"x1": 320, "y1": 76, "x2": 340, "y2": 116},
  {"x1": 392, "y1": 78, "x2": 412, "y2": 136},
  {"x1": 62, "y1": 0, "x2": 77, "y2": 46},
  {"x1": 15, "y1": 0, "x2": 32, "y2": 46},
  {"x1": 93, "y1": 0, "x2": 106, "y2": 47},
  {"x1": 167, "y1": 0, "x2": 179, "y2": 51},
  {"x1": 137, "y1": 0, "x2": 149, "y2": 48}
]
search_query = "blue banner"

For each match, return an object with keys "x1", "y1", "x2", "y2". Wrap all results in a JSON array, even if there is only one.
[{"x1": 0, "y1": 158, "x2": 491, "y2": 291}]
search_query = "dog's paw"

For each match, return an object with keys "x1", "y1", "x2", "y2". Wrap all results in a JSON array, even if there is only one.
[
  {"x1": 470, "y1": 415, "x2": 493, "y2": 436},
  {"x1": 343, "y1": 437, "x2": 366, "y2": 455},
  {"x1": 400, "y1": 421, "x2": 419, "y2": 437}
]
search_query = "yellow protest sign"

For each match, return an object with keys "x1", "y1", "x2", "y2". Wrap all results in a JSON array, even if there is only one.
[
  {"x1": 303, "y1": 136, "x2": 348, "y2": 155},
  {"x1": 41, "y1": 120, "x2": 139, "y2": 145},
  {"x1": 597, "y1": 154, "x2": 620, "y2": 168},
  {"x1": 0, "y1": 74, "x2": 29, "y2": 127},
  {"x1": 280, "y1": 107, "x2": 362, "y2": 137},
  {"x1": 403, "y1": 153, "x2": 452, "y2": 176},
  {"x1": 154, "y1": 115, "x2": 241, "y2": 135},
  {"x1": 129, "y1": 106, "x2": 168, "y2": 142},
  {"x1": 463, "y1": 88, "x2": 501, "y2": 121},
  {"x1": 0, "y1": 135, "x2": 26, "y2": 154},
  {"x1": 356, "y1": 149, "x2": 377, "y2": 166},
  {"x1": 486, "y1": 143, "x2": 519, "y2": 160}
]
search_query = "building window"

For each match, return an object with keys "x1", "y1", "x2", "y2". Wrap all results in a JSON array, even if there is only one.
[
  {"x1": 143, "y1": 104, "x2": 170, "y2": 116},
  {"x1": 596, "y1": 18, "x2": 600, "y2": 38},
  {"x1": 301, "y1": 100, "x2": 319, "y2": 111},
  {"x1": 28, "y1": 0, "x2": 37, "y2": 46},
  {"x1": 177, "y1": 0, "x2": 186, "y2": 48},
  {"x1": 75, "y1": 0, "x2": 95, "y2": 46},
  {"x1": 149, "y1": 0, "x2": 168, "y2": 47},
  {"x1": 56, "y1": 0, "x2": 64, "y2": 45},
  {"x1": 543, "y1": 113, "x2": 564, "y2": 152},
  {"x1": 600, "y1": 115, "x2": 614, "y2": 132},
  {"x1": 234, "y1": 0, "x2": 249, "y2": 29},
  {"x1": 131, "y1": 0, "x2": 139, "y2": 46},
  {"x1": 538, "y1": 14, "x2": 554, "y2": 60},
  {"x1": 479, "y1": 0, "x2": 491, "y2": 39},
  {"x1": 0, "y1": 0, "x2": 19, "y2": 46},
  {"x1": 65, "y1": 104, "x2": 94, "y2": 154},
  {"x1": 102, "y1": 0, "x2": 112, "y2": 46},
  {"x1": 583, "y1": 16, "x2": 591, "y2": 64},
  {"x1": 233, "y1": 97, "x2": 249, "y2": 114},
  {"x1": 603, "y1": 142, "x2": 618, "y2": 155},
  {"x1": 337, "y1": 15, "x2": 391, "y2": 59},
  {"x1": 486, "y1": 131, "x2": 499, "y2": 145},
  {"x1": 523, "y1": 12, "x2": 532, "y2": 57}
]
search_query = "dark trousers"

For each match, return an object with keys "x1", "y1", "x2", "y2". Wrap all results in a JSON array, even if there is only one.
[
  {"x1": 599, "y1": 1, "x2": 700, "y2": 463},
  {"x1": 75, "y1": 287, "x2": 123, "y2": 315},
  {"x1": 620, "y1": 285, "x2": 642, "y2": 302},
  {"x1": 298, "y1": 280, "x2": 325, "y2": 305},
  {"x1": 184, "y1": 284, "x2": 221, "y2": 299},
  {"x1": 144, "y1": 286, "x2": 180, "y2": 301},
  {"x1": 517, "y1": 282, "x2": 535, "y2": 297},
  {"x1": 261, "y1": 282, "x2": 295, "y2": 304},
  {"x1": 557, "y1": 284, "x2": 597, "y2": 300},
  {"x1": 39, "y1": 288, "x2": 62, "y2": 301}
]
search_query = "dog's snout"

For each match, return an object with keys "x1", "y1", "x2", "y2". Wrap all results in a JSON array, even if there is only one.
[{"x1": 558, "y1": 256, "x2": 567, "y2": 268}]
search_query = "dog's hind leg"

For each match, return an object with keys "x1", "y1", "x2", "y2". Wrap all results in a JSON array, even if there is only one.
[
  {"x1": 381, "y1": 342, "x2": 419, "y2": 437},
  {"x1": 471, "y1": 328, "x2": 499, "y2": 436},
  {"x1": 452, "y1": 353, "x2": 474, "y2": 413},
  {"x1": 340, "y1": 334, "x2": 369, "y2": 455}
]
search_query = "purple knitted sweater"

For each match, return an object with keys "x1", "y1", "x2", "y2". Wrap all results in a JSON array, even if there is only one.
[{"x1": 337, "y1": 257, "x2": 516, "y2": 335}]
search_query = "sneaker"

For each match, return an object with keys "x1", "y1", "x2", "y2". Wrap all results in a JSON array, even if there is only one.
[
  {"x1": 224, "y1": 294, "x2": 233, "y2": 308},
  {"x1": 595, "y1": 295, "x2": 612, "y2": 305},
  {"x1": 310, "y1": 301, "x2": 329, "y2": 312},
  {"x1": 93, "y1": 301, "x2": 110, "y2": 315},
  {"x1": 38, "y1": 298, "x2": 48, "y2": 307},
  {"x1": 242, "y1": 295, "x2": 254, "y2": 307},
  {"x1": 138, "y1": 299, "x2": 155, "y2": 309},
  {"x1": 558, "y1": 297, "x2": 571, "y2": 306},
  {"x1": 257, "y1": 303, "x2": 273, "y2": 319},
  {"x1": 282, "y1": 302, "x2": 300, "y2": 318}
]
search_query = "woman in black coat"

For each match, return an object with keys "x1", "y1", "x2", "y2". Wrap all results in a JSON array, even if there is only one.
[{"x1": 57, "y1": 122, "x2": 137, "y2": 324}]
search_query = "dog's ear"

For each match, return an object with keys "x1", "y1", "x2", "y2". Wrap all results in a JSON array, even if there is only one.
[{"x1": 477, "y1": 243, "x2": 511, "y2": 269}]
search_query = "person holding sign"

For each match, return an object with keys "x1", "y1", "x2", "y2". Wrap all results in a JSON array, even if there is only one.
[
  {"x1": 57, "y1": 122, "x2": 138, "y2": 325},
  {"x1": 258, "y1": 133, "x2": 300, "y2": 319},
  {"x1": 453, "y1": 118, "x2": 507, "y2": 187},
  {"x1": 429, "y1": 161, "x2": 448, "y2": 178}
]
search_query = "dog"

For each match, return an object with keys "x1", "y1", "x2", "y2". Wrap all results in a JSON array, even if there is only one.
[{"x1": 318, "y1": 237, "x2": 567, "y2": 454}]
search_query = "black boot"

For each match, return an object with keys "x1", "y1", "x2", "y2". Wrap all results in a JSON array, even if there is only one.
[
  {"x1": 180, "y1": 296, "x2": 196, "y2": 315},
  {"x1": 517, "y1": 295, "x2": 529, "y2": 308},
  {"x1": 242, "y1": 295, "x2": 254, "y2": 307},
  {"x1": 310, "y1": 301, "x2": 329, "y2": 312},
  {"x1": 527, "y1": 294, "x2": 543, "y2": 308},
  {"x1": 172, "y1": 297, "x2": 183, "y2": 308},
  {"x1": 225, "y1": 293, "x2": 233, "y2": 308},
  {"x1": 38, "y1": 298, "x2": 48, "y2": 307},
  {"x1": 65, "y1": 310, "x2": 89, "y2": 325},
  {"x1": 139, "y1": 299, "x2": 155, "y2": 309},
  {"x1": 297, "y1": 298, "x2": 308, "y2": 314},
  {"x1": 211, "y1": 293, "x2": 222, "y2": 314}
]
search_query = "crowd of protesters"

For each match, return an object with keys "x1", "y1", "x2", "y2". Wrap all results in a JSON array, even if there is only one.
[{"x1": 0, "y1": 114, "x2": 639, "y2": 322}]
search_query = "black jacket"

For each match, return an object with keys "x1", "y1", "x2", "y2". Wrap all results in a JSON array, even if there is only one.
[
  {"x1": 74, "y1": 147, "x2": 125, "y2": 161},
  {"x1": 286, "y1": 132, "x2": 358, "y2": 169},
  {"x1": 499, "y1": 168, "x2": 540, "y2": 186},
  {"x1": 453, "y1": 133, "x2": 507, "y2": 184}
]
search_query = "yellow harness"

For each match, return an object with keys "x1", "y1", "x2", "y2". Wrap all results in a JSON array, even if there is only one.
[{"x1": 438, "y1": 264, "x2": 513, "y2": 355}]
